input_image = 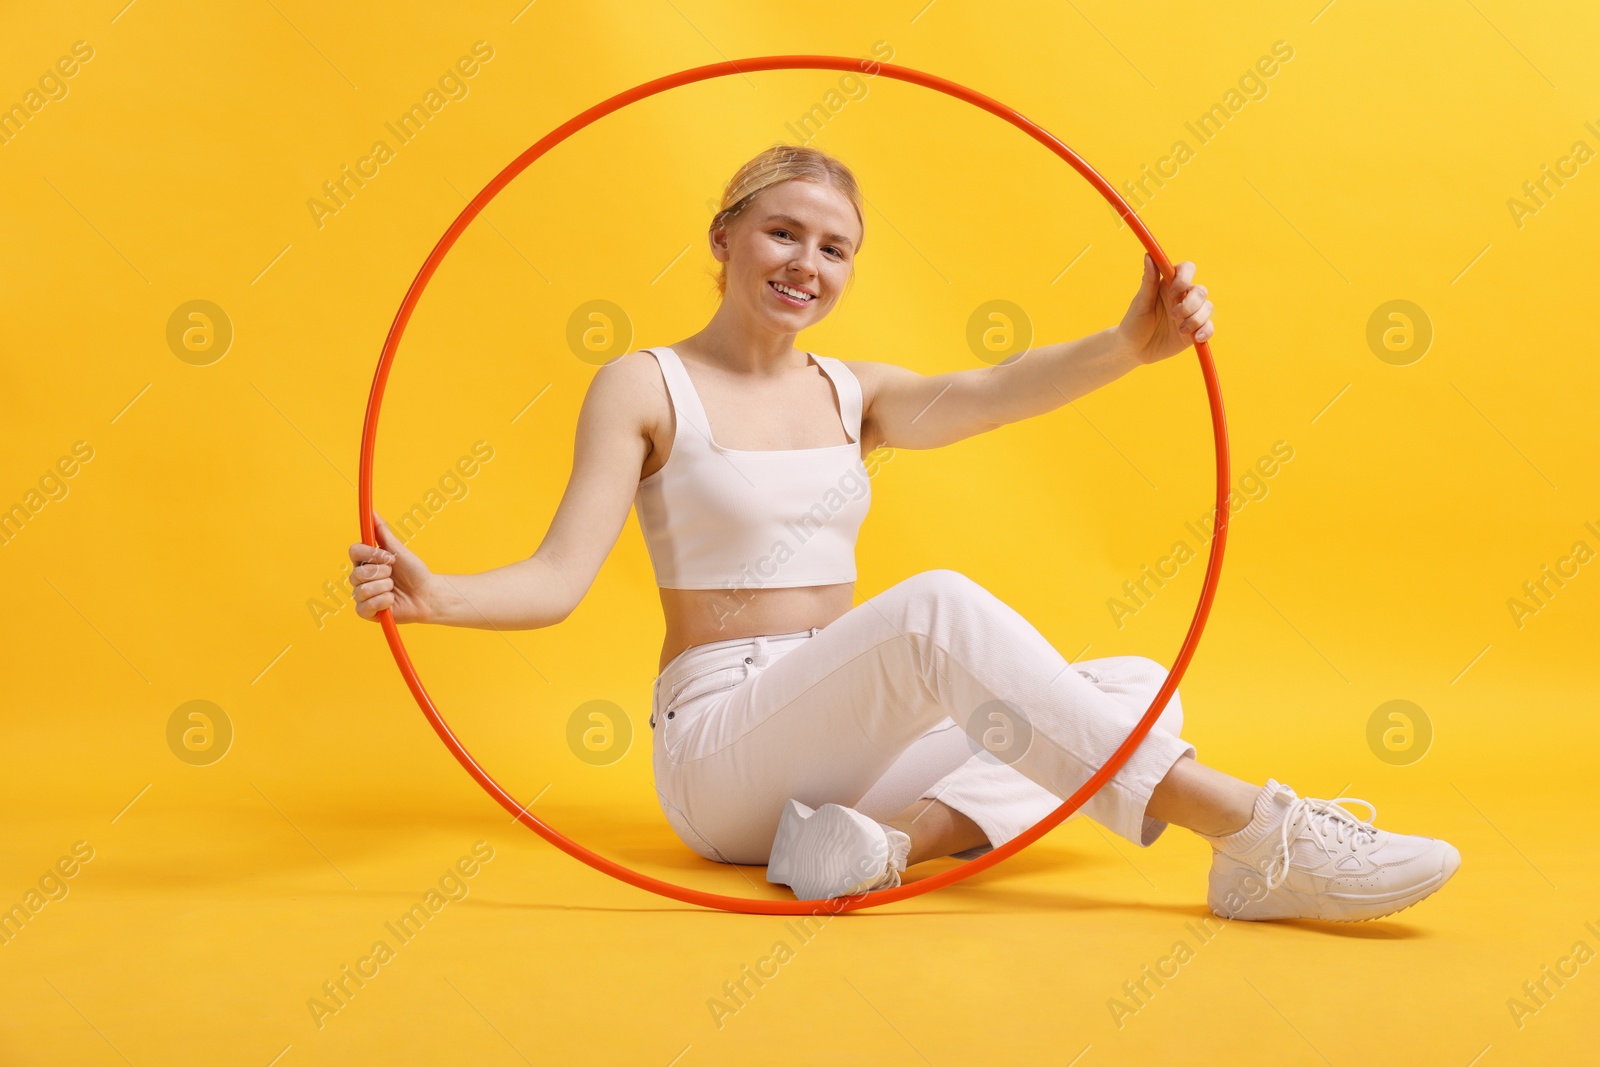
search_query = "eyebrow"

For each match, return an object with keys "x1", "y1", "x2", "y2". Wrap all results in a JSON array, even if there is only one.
[{"x1": 759, "y1": 213, "x2": 857, "y2": 251}]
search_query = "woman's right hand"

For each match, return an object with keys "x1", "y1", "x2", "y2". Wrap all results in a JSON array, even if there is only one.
[{"x1": 348, "y1": 512, "x2": 436, "y2": 623}]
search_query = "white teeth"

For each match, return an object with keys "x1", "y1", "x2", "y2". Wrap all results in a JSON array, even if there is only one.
[{"x1": 772, "y1": 282, "x2": 813, "y2": 300}]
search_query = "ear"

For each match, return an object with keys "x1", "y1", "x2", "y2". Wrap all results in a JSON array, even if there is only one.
[{"x1": 707, "y1": 221, "x2": 731, "y2": 265}]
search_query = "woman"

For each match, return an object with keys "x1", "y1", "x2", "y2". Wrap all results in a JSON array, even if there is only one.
[{"x1": 348, "y1": 144, "x2": 1461, "y2": 919}]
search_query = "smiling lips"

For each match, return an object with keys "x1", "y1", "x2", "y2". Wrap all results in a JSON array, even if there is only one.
[{"x1": 768, "y1": 280, "x2": 815, "y2": 306}]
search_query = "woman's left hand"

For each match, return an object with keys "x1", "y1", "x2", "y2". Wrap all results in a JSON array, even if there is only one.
[{"x1": 1116, "y1": 254, "x2": 1215, "y2": 365}]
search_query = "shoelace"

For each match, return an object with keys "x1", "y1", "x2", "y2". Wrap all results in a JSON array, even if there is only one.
[{"x1": 1264, "y1": 793, "x2": 1381, "y2": 889}]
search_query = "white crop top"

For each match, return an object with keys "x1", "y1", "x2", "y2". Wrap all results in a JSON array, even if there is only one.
[{"x1": 633, "y1": 347, "x2": 872, "y2": 590}]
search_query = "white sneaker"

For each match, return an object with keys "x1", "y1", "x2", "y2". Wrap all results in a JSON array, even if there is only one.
[
  {"x1": 1202, "y1": 779, "x2": 1462, "y2": 923},
  {"x1": 766, "y1": 799, "x2": 913, "y2": 900}
]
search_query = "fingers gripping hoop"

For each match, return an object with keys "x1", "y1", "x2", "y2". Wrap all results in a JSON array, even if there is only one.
[{"x1": 358, "y1": 56, "x2": 1230, "y2": 915}]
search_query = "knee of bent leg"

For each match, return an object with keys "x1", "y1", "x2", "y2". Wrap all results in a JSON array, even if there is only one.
[
  {"x1": 878, "y1": 570, "x2": 1000, "y2": 649},
  {"x1": 896, "y1": 568, "x2": 1000, "y2": 615}
]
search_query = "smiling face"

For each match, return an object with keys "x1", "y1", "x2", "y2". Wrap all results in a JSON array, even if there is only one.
[{"x1": 710, "y1": 178, "x2": 863, "y2": 327}]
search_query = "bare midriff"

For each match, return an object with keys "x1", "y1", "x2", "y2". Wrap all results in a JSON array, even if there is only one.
[{"x1": 656, "y1": 584, "x2": 857, "y2": 674}]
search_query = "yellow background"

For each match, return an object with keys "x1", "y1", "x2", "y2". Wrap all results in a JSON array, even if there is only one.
[{"x1": 3, "y1": 0, "x2": 1596, "y2": 1062}]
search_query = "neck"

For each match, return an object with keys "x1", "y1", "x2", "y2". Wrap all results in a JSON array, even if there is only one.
[{"x1": 679, "y1": 299, "x2": 807, "y2": 375}]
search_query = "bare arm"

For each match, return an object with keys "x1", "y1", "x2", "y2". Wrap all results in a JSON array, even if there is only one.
[
  {"x1": 854, "y1": 257, "x2": 1214, "y2": 453},
  {"x1": 425, "y1": 353, "x2": 656, "y2": 630},
  {"x1": 422, "y1": 353, "x2": 658, "y2": 630},
  {"x1": 853, "y1": 326, "x2": 1140, "y2": 452}
]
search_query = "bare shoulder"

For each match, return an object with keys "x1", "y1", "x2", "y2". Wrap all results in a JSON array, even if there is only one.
[
  {"x1": 830, "y1": 356, "x2": 921, "y2": 453},
  {"x1": 581, "y1": 350, "x2": 666, "y2": 417},
  {"x1": 560, "y1": 351, "x2": 666, "y2": 469},
  {"x1": 830, "y1": 355, "x2": 918, "y2": 403}
]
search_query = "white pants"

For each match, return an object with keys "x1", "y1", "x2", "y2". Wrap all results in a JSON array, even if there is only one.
[{"x1": 650, "y1": 569, "x2": 1196, "y2": 866}]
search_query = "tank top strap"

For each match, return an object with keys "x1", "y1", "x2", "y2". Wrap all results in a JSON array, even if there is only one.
[
  {"x1": 811, "y1": 353, "x2": 863, "y2": 444},
  {"x1": 646, "y1": 347, "x2": 714, "y2": 445}
]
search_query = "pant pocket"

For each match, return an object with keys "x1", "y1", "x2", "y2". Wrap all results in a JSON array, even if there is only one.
[
  {"x1": 656, "y1": 663, "x2": 749, "y2": 762},
  {"x1": 665, "y1": 665, "x2": 747, "y2": 715}
]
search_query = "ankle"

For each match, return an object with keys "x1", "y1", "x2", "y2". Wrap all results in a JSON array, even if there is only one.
[
  {"x1": 1211, "y1": 783, "x2": 1262, "y2": 836},
  {"x1": 1201, "y1": 809, "x2": 1253, "y2": 838},
  {"x1": 885, "y1": 798, "x2": 985, "y2": 868},
  {"x1": 1196, "y1": 781, "x2": 1271, "y2": 846}
]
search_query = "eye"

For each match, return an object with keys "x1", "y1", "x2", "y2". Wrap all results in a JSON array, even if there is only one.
[{"x1": 771, "y1": 229, "x2": 846, "y2": 259}]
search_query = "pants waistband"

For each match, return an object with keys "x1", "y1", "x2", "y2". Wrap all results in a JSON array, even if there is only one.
[
  {"x1": 658, "y1": 626, "x2": 820, "y2": 678},
  {"x1": 652, "y1": 627, "x2": 821, "y2": 726}
]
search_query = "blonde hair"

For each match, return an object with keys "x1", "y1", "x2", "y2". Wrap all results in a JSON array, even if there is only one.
[{"x1": 708, "y1": 143, "x2": 865, "y2": 298}]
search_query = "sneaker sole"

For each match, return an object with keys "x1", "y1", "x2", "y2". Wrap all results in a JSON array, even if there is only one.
[
  {"x1": 766, "y1": 799, "x2": 896, "y2": 901},
  {"x1": 1209, "y1": 843, "x2": 1462, "y2": 923}
]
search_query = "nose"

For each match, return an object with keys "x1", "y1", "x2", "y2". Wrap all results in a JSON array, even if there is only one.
[{"x1": 789, "y1": 243, "x2": 821, "y2": 278}]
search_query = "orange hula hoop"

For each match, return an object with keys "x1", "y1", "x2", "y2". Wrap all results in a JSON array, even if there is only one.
[{"x1": 358, "y1": 55, "x2": 1229, "y2": 915}]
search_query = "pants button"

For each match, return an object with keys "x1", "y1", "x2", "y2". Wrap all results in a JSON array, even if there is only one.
[
  {"x1": 667, "y1": 711, "x2": 675, "y2": 719},
  {"x1": 744, "y1": 656, "x2": 753, "y2": 664}
]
